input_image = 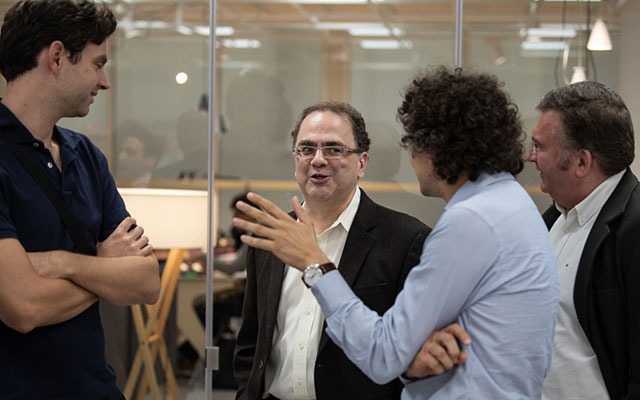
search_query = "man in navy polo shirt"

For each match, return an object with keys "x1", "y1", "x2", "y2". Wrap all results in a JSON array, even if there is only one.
[{"x1": 0, "y1": 1, "x2": 160, "y2": 399}]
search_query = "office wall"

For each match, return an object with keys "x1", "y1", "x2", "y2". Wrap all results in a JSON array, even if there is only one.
[
  {"x1": 621, "y1": 0, "x2": 640, "y2": 176},
  {"x1": 0, "y1": 2, "x2": 632, "y2": 230}
]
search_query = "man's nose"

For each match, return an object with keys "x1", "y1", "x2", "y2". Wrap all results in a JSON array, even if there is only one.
[{"x1": 311, "y1": 148, "x2": 328, "y2": 163}]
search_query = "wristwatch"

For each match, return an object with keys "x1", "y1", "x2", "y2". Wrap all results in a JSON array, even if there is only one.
[{"x1": 301, "y1": 262, "x2": 336, "y2": 288}]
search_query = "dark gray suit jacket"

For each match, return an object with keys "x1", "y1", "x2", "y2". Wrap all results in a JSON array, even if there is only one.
[
  {"x1": 234, "y1": 190, "x2": 430, "y2": 400},
  {"x1": 542, "y1": 169, "x2": 640, "y2": 400}
]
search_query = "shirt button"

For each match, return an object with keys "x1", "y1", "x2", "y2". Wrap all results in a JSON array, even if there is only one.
[
  {"x1": 298, "y1": 344, "x2": 304, "y2": 351},
  {"x1": 305, "y1": 309, "x2": 311, "y2": 315},
  {"x1": 33, "y1": 142, "x2": 40, "y2": 148},
  {"x1": 47, "y1": 162, "x2": 54, "y2": 169},
  {"x1": 296, "y1": 379, "x2": 303, "y2": 387}
]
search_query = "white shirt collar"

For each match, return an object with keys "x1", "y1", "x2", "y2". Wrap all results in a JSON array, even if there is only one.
[{"x1": 555, "y1": 170, "x2": 625, "y2": 227}]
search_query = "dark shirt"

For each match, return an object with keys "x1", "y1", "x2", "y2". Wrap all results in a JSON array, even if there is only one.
[{"x1": 0, "y1": 102, "x2": 128, "y2": 399}]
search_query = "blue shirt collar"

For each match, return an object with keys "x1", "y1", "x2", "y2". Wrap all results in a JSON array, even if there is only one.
[{"x1": 446, "y1": 171, "x2": 515, "y2": 210}]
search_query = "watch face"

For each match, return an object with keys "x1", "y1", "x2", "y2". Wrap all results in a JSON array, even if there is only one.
[{"x1": 303, "y1": 265, "x2": 323, "y2": 287}]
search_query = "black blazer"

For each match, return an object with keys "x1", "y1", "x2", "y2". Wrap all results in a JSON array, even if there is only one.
[
  {"x1": 542, "y1": 169, "x2": 640, "y2": 400},
  {"x1": 234, "y1": 190, "x2": 430, "y2": 400}
]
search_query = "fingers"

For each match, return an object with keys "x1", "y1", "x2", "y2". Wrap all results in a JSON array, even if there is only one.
[
  {"x1": 431, "y1": 331, "x2": 462, "y2": 366},
  {"x1": 237, "y1": 231, "x2": 275, "y2": 253},
  {"x1": 291, "y1": 196, "x2": 312, "y2": 226},
  {"x1": 235, "y1": 202, "x2": 272, "y2": 229},
  {"x1": 421, "y1": 342, "x2": 451, "y2": 374},
  {"x1": 116, "y1": 216, "x2": 136, "y2": 233},
  {"x1": 138, "y1": 242, "x2": 154, "y2": 257},
  {"x1": 246, "y1": 192, "x2": 291, "y2": 220},
  {"x1": 443, "y1": 323, "x2": 472, "y2": 346},
  {"x1": 128, "y1": 224, "x2": 144, "y2": 240},
  {"x1": 405, "y1": 326, "x2": 471, "y2": 379},
  {"x1": 235, "y1": 192, "x2": 296, "y2": 229}
]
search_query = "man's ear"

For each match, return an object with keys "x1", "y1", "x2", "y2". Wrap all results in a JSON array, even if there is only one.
[
  {"x1": 47, "y1": 40, "x2": 66, "y2": 71},
  {"x1": 575, "y1": 149, "x2": 593, "y2": 178},
  {"x1": 357, "y1": 151, "x2": 369, "y2": 179}
]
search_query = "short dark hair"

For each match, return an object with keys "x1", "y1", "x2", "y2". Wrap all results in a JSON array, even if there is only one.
[
  {"x1": 536, "y1": 81, "x2": 634, "y2": 176},
  {"x1": 290, "y1": 101, "x2": 371, "y2": 152},
  {"x1": 0, "y1": 0, "x2": 117, "y2": 82},
  {"x1": 398, "y1": 66, "x2": 525, "y2": 184}
]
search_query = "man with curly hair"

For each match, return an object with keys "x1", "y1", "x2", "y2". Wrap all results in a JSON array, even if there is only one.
[{"x1": 232, "y1": 66, "x2": 559, "y2": 399}]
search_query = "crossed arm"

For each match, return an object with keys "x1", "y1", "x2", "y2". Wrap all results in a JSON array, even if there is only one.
[
  {"x1": 0, "y1": 216, "x2": 159, "y2": 333},
  {"x1": 404, "y1": 323, "x2": 470, "y2": 379}
]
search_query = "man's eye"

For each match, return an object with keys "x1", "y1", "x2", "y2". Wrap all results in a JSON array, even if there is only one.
[
  {"x1": 325, "y1": 147, "x2": 343, "y2": 155},
  {"x1": 300, "y1": 146, "x2": 316, "y2": 155}
]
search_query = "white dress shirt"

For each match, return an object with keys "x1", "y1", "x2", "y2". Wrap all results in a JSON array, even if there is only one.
[
  {"x1": 264, "y1": 189, "x2": 361, "y2": 400},
  {"x1": 542, "y1": 170, "x2": 624, "y2": 400}
]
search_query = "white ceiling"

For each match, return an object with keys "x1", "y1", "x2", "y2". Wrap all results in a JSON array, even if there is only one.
[{"x1": 0, "y1": 0, "x2": 622, "y2": 38}]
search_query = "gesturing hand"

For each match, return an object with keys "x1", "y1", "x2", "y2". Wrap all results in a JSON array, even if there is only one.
[{"x1": 232, "y1": 192, "x2": 330, "y2": 270}]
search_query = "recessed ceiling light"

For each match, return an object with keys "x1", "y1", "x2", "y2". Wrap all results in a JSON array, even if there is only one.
[
  {"x1": 521, "y1": 40, "x2": 566, "y2": 51},
  {"x1": 360, "y1": 40, "x2": 413, "y2": 50}
]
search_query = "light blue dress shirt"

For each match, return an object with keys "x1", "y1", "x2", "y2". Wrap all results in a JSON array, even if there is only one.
[{"x1": 312, "y1": 172, "x2": 559, "y2": 399}]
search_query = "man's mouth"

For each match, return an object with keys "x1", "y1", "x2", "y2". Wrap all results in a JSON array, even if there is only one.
[{"x1": 310, "y1": 173, "x2": 329, "y2": 183}]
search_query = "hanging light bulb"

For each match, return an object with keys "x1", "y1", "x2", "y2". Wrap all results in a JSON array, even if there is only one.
[
  {"x1": 570, "y1": 66, "x2": 587, "y2": 84},
  {"x1": 587, "y1": 18, "x2": 612, "y2": 51}
]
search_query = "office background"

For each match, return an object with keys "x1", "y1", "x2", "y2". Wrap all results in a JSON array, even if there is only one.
[
  {"x1": 1, "y1": 0, "x2": 639, "y2": 396},
  {"x1": 1, "y1": 0, "x2": 638, "y2": 232}
]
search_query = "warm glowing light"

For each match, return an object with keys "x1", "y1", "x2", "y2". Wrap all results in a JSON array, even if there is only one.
[{"x1": 175, "y1": 72, "x2": 188, "y2": 85}]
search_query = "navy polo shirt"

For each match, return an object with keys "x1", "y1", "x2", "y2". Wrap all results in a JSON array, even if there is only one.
[{"x1": 0, "y1": 102, "x2": 128, "y2": 399}]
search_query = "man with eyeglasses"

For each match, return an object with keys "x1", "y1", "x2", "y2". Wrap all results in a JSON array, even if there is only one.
[
  {"x1": 233, "y1": 68, "x2": 559, "y2": 399},
  {"x1": 233, "y1": 101, "x2": 432, "y2": 400}
]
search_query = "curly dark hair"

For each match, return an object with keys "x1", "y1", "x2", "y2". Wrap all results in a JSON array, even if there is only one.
[
  {"x1": 536, "y1": 81, "x2": 634, "y2": 176},
  {"x1": 0, "y1": 0, "x2": 117, "y2": 82},
  {"x1": 290, "y1": 101, "x2": 371, "y2": 152},
  {"x1": 397, "y1": 66, "x2": 525, "y2": 184}
]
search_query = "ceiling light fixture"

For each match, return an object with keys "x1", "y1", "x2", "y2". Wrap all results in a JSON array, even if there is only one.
[
  {"x1": 587, "y1": 18, "x2": 612, "y2": 51},
  {"x1": 359, "y1": 40, "x2": 413, "y2": 50},
  {"x1": 521, "y1": 40, "x2": 566, "y2": 51},
  {"x1": 570, "y1": 65, "x2": 587, "y2": 83},
  {"x1": 221, "y1": 39, "x2": 261, "y2": 49},
  {"x1": 520, "y1": 25, "x2": 577, "y2": 39},
  {"x1": 348, "y1": 26, "x2": 403, "y2": 37}
]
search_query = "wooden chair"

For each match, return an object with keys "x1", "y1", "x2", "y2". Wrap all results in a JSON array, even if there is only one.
[{"x1": 124, "y1": 248, "x2": 186, "y2": 400}]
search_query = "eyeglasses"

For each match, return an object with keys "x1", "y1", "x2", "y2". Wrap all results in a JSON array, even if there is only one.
[{"x1": 292, "y1": 145, "x2": 362, "y2": 159}]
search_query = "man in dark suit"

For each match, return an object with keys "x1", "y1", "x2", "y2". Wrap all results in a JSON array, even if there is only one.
[
  {"x1": 528, "y1": 81, "x2": 640, "y2": 400},
  {"x1": 233, "y1": 101, "x2": 431, "y2": 399}
]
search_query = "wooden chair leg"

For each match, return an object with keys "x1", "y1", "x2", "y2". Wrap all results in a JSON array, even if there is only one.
[
  {"x1": 158, "y1": 336, "x2": 181, "y2": 399},
  {"x1": 128, "y1": 305, "x2": 162, "y2": 400},
  {"x1": 125, "y1": 248, "x2": 186, "y2": 400}
]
